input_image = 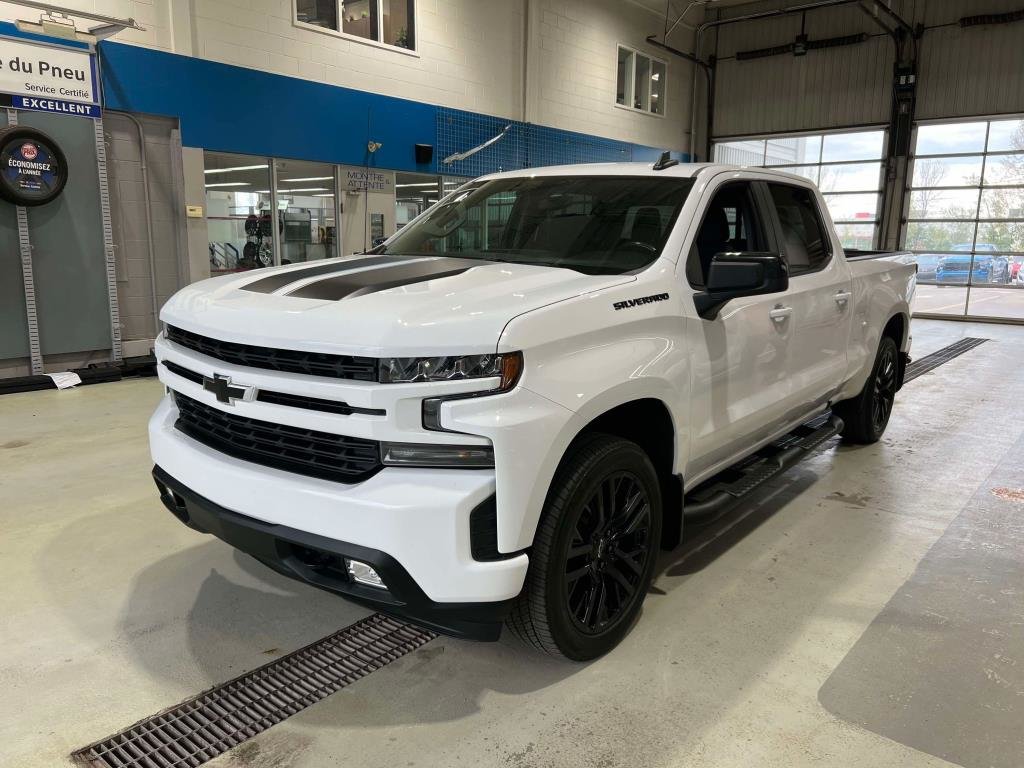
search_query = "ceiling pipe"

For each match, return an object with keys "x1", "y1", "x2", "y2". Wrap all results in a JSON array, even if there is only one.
[{"x1": 686, "y1": 0, "x2": 870, "y2": 161}]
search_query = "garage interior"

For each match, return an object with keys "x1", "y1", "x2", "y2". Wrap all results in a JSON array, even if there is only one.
[{"x1": 2, "y1": 1, "x2": 1024, "y2": 767}]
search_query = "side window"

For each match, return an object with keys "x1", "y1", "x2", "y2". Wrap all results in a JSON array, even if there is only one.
[
  {"x1": 767, "y1": 183, "x2": 831, "y2": 275},
  {"x1": 687, "y1": 182, "x2": 765, "y2": 287}
]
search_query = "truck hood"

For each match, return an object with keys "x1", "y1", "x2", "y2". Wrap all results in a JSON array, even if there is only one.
[{"x1": 160, "y1": 255, "x2": 633, "y2": 356}]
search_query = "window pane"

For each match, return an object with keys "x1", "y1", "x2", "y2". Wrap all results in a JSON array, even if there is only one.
[
  {"x1": 817, "y1": 162, "x2": 882, "y2": 192},
  {"x1": 824, "y1": 193, "x2": 879, "y2": 222},
  {"x1": 650, "y1": 60, "x2": 666, "y2": 115},
  {"x1": 296, "y1": 0, "x2": 338, "y2": 29},
  {"x1": 768, "y1": 183, "x2": 831, "y2": 273},
  {"x1": 763, "y1": 135, "x2": 821, "y2": 165},
  {"x1": 774, "y1": 166, "x2": 819, "y2": 184},
  {"x1": 833, "y1": 223, "x2": 876, "y2": 250},
  {"x1": 616, "y1": 47, "x2": 632, "y2": 106},
  {"x1": 821, "y1": 130, "x2": 884, "y2": 162},
  {"x1": 276, "y1": 158, "x2": 337, "y2": 262},
  {"x1": 633, "y1": 54, "x2": 650, "y2": 111},
  {"x1": 911, "y1": 155, "x2": 984, "y2": 187},
  {"x1": 342, "y1": 0, "x2": 376, "y2": 41},
  {"x1": 381, "y1": 0, "x2": 413, "y2": 48},
  {"x1": 714, "y1": 140, "x2": 765, "y2": 165},
  {"x1": 908, "y1": 189, "x2": 979, "y2": 220},
  {"x1": 915, "y1": 122, "x2": 987, "y2": 155},
  {"x1": 986, "y1": 119, "x2": 1024, "y2": 152},
  {"x1": 905, "y1": 221, "x2": 977, "y2": 252},
  {"x1": 976, "y1": 223, "x2": 1024, "y2": 252},
  {"x1": 204, "y1": 152, "x2": 273, "y2": 273},
  {"x1": 979, "y1": 187, "x2": 1024, "y2": 221},
  {"x1": 984, "y1": 153, "x2": 1024, "y2": 186}
]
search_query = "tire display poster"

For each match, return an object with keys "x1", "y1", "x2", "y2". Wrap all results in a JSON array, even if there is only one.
[{"x1": 0, "y1": 127, "x2": 68, "y2": 206}]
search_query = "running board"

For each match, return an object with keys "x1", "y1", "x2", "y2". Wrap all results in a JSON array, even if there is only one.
[{"x1": 683, "y1": 413, "x2": 844, "y2": 522}]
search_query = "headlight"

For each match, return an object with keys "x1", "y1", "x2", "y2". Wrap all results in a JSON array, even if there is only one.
[
  {"x1": 412, "y1": 352, "x2": 523, "y2": 432},
  {"x1": 380, "y1": 442, "x2": 494, "y2": 468},
  {"x1": 379, "y1": 352, "x2": 522, "y2": 386}
]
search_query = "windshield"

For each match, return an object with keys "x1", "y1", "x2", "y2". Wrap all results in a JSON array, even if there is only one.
[{"x1": 377, "y1": 175, "x2": 695, "y2": 275}]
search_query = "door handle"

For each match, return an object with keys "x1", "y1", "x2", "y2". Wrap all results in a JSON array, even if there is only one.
[
  {"x1": 769, "y1": 305, "x2": 793, "y2": 322},
  {"x1": 834, "y1": 290, "x2": 852, "y2": 305}
]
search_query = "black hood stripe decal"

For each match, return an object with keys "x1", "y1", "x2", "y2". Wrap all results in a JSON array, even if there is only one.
[
  {"x1": 286, "y1": 257, "x2": 492, "y2": 301},
  {"x1": 240, "y1": 255, "x2": 417, "y2": 294}
]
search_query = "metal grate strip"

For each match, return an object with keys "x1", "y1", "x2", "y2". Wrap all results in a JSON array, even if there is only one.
[
  {"x1": 904, "y1": 337, "x2": 988, "y2": 383},
  {"x1": 72, "y1": 614, "x2": 436, "y2": 768}
]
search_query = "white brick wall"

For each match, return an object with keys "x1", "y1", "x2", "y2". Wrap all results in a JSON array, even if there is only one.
[
  {"x1": 528, "y1": 0, "x2": 692, "y2": 150},
  {"x1": 0, "y1": 0, "x2": 695, "y2": 149}
]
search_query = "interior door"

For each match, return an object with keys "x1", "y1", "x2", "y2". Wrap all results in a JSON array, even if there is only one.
[
  {"x1": 684, "y1": 179, "x2": 794, "y2": 480},
  {"x1": 762, "y1": 182, "x2": 851, "y2": 411}
]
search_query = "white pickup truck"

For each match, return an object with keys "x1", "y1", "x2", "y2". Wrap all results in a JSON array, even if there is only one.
[{"x1": 150, "y1": 161, "x2": 915, "y2": 660}]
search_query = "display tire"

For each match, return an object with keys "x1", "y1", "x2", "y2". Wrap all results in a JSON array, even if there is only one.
[
  {"x1": 0, "y1": 126, "x2": 69, "y2": 207},
  {"x1": 506, "y1": 433, "x2": 661, "y2": 661},
  {"x1": 833, "y1": 335, "x2": 899, "y2": 444}
]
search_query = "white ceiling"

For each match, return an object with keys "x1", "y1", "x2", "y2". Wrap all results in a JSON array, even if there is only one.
[{"x1": 629, "y1": 0, "x2": 763, "y2": 21}]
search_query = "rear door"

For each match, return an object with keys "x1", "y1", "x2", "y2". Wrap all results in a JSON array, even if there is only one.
[
  {"x1": 762, "y1": 181, "x2": 852, "y2": 412},
  {"x1": 683, "y1": 177, "x2": 795, "y2": 480}
]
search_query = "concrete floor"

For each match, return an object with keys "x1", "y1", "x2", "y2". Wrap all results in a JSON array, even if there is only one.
[{"x1": 2, "y1": 318, "x2": 1022, "y2": 768}]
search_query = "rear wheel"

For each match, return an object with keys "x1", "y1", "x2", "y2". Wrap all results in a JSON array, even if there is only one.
[
  {"x1": 834, "y1": 335, "x2": 899, "y2": 444},
  {"x1": 506, "y1": 434, "x2": 662, "y2": 660}
]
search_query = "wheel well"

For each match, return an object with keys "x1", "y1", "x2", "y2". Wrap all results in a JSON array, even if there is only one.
[
  {"x1": 882, "y1": 313, "x2": 908, "y2": 389},
  {"x1": 882, "y1": 313, "x2": 906, "y2": 346},
  {"x1": 576, "y1": 399, "x2": 683, "y2": 550}
]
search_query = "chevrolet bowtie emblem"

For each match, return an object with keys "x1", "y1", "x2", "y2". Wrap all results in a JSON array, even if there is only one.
[{"x1": 202, "y1": 373, "x2": 253, "y2": 405}]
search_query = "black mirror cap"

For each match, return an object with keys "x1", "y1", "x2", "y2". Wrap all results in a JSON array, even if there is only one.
[{"x1": 695, "y1": 252, "x2": 788, "y2": 319}]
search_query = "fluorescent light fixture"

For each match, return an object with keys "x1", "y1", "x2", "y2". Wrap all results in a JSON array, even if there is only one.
[
  {"x1": 313, "y1": 193, "x2": 335, "y2": 197},
  {"x1": 279, "y1": 187, "x2": 329, "y2": 192},
  {"x1": 204, "y1": 164, "x2": 269, "y2": 174},
  {"x1": 204, "y1": 182, "x2": 250, "y2": 188},
  {"x1": 282, "y1": 176, "x2": 333, "y2": 182},
  {"x1": 396, "y1": 182, "x2": 440, "y2": 188}
]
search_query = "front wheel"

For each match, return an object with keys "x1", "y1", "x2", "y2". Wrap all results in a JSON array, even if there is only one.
[
  {"x1": 506, "y1": 434, "x2": 662, "y2": 660},
  {"x1": 834, "y1": 336, "x2": 899, "y2": 444}
]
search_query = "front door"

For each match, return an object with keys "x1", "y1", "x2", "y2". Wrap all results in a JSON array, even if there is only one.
[{"x1": 684, "y1": 179, "x2": 794, "y2": 481}]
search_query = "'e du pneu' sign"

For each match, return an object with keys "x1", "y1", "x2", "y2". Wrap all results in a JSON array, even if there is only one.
[{"x1": 0, "y1": 38, "x2": 97, "y2": 105}]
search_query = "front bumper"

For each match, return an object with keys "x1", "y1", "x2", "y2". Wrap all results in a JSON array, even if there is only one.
[{"x1": 154, "y1": 466, "x2": 516, "y2": 641}]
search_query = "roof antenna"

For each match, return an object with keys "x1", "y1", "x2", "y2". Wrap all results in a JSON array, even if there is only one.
[{"x1": 653, "y1": 151, "x2": 678, "y2": 171}]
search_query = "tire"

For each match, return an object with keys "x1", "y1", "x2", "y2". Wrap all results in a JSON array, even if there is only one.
[
  {"x1": 833, "y1": 335, "x2": 899, "y2": 444},
  {"x1": 506, "y1": 433, "x2": 662, "y2": 660},
  {"x1": 0, "y1": 126, "x2": 69, "y2": 207}
]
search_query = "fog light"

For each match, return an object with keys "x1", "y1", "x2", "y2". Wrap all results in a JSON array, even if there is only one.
[{"x1": 345, "y1": 558, "x2": 386, "y2": 588}]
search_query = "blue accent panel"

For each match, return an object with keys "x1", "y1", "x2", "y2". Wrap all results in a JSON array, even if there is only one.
[
  {"x1": 99, "y1": 42, "x2": 436, "y2": 171},
  {"x1": 527, "y1": 123, "x2": 631, "y2": 167},
  {"x1": 0, "y1": 21, "x2": 92, "y2": 50},
  {"x1": 95, "y1": 38, "x2": 689, "y2": 175}
]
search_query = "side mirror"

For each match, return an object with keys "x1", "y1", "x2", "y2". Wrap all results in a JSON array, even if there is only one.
[{"x1": 694, "y1": 252, "x2": 789, "y2": 319}]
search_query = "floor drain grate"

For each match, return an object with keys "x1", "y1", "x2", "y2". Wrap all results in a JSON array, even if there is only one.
[
  {"x1": 904, "y1": 337, "x2": 988, "y2": 383},
  {"x1": 72, "y1": 614, "x2": 436, "y2": 768}
]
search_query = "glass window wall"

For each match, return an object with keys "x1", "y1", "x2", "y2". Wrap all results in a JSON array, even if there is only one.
[
  {"x1": 713, "y1": 129, "x2": 886, "y2": 250},
  {"x1": 905, "y1": 117, "x2": 1024, "y2": 320}
]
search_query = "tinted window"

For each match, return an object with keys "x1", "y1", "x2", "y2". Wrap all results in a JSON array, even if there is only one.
[
  {"x1": 768, "y1": 184, "x2": 831, "y2": 274},
  {"x1": 687, "y1": 182, "x2": 765, "y2": 287},
  {"x1": 380, "y1": 176, "x2": 694, "y2": 275}
]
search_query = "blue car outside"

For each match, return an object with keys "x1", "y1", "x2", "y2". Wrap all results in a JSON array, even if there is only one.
[{"x1": 935, "y1": 246, "x2": 1009, "y2": 285}]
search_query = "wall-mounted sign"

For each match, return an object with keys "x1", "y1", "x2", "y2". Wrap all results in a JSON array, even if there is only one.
[
  {"x1": 340, "y1": 166, "x2": 395, "y2": 194},
  {"x1": 3, "y1": 94, "x2": 101, "y2": 117},
  {"x1": 0, "y1": 37, "x2": 98, "y2": 105},
  {"x1": 0, "y1": 126, "x2": 69, "y2": 206}
]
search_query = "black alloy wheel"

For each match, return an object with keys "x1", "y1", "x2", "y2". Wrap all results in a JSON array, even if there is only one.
[
  {"x1": 564, "y1": 472, "x2": 652, "y2": 635},
  {"x1": 871, "y1": 340, "x2": 898, "y2": 434},
  {"x1": 506, "y1": 433, "x2": 662, "y2": 660}
]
